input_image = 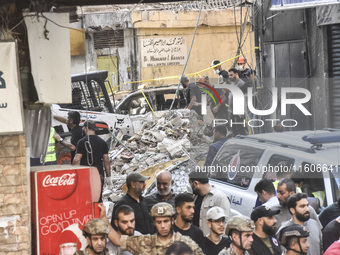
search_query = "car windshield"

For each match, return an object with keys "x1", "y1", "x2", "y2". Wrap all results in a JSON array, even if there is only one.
[
  {"x1": 116, "y1": 88, "x2": 186, "y2": 115},
  {"x1": 210, "y1": 144, "x2": 264, "y2": 188}
]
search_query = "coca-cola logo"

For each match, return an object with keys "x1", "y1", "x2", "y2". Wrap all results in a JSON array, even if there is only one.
[
  {"x1": 42, "y1": 171, "x2": 78, "y2": 200},
  {"x1": 43, "y1": 174, "x2": 76, "y2": 187}
]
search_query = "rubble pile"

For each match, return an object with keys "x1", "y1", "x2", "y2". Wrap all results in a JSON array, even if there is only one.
[{"x1": 104, "y1": 109, "x2": 211, "y2": 202}]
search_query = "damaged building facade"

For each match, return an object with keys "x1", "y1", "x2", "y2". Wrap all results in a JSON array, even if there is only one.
[{"x1": 70, "y1": 3, "x2": 255, "y2": 90}]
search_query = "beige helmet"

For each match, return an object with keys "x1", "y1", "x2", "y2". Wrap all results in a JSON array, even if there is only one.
[
  {"x1": 82, "y1": 218, "x2": 110, "y2": 237},
  {"x1": 150, "y1": 202, "x2": 175, "y2": 217},
  {"x1": 280, "y1": 224, "x2": 309, "y2": 246},
  {"x1": 225, "y1": 215, "x2": 255, "y2": 235}
]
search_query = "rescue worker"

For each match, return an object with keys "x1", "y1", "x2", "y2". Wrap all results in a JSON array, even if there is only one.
[
  {"x1": 279, "y1": 224, "x2": 310, "y2": 255},
  {"x1": 75, "y1": 218, "x2": 110, "y2": 255},
  {"x1": 218, "y1": 215, "x2": 255, "y2": 255},
  {"x1": 42, "y1": 127, "x2": 57, "y2": 165},
  {"x1": 236, "y1": 56, "x2": 251, "y2": 82},
  {"x1": 103, "y1": 202, "x2": 204, "y2": 255},
  {"x1": 211, "y1": 59, "x2": 229, "y2": 84}
]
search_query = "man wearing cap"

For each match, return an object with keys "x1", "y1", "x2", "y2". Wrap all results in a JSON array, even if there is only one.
[
  {"x1": 103, "y1": 202, "x2": 204, "y2": 255},
  {"x1": 211, "y1": 60, "x2": 229, "y2": 84},
  {"x1": 249, "y1": 206, "x2": 281, "y2": 255},
  {"x1": 204, "y1": 206, "x2": 231, "y2": 255},
  {"x1": 111, "y1": 172, "x2": 152, "y2": 234},
  {"x1": 73, "y1": 120, "x2": 111, "y2": 202},
  {"x1": 219, "y1": 215, "x2": 255, "y2": 255},
  {"x1": 279, "y1": 224, "x2": 310, "y2": 255},
  {"x1": 277, "y1": 193, "x2": 322, "y2": 255}
]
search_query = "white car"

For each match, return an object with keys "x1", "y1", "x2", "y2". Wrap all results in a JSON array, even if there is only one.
[{"x1": 209, "y1": 130, "x2": 340, "y2": 217}]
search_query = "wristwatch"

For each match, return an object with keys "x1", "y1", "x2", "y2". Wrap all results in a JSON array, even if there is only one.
[{"x1": 58, "y1": 138, "x2": 64, "y2": 143}]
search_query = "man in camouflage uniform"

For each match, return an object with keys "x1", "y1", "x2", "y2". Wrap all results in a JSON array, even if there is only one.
[
  {"x1": 279, "y1": 224, "x2": 310, "y2": 255},
  {"x1": 75, "y1": 218, "x2": 110, "y2": 255},
  {"x1": 219, "y1": 215, "x2": 255, "y2": 255},
  {"x1": 103, "y1": 202, "x2": 204, "y2": 255}
]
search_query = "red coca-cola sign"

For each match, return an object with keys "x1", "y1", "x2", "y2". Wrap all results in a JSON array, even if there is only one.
[{"x1": 42, "y1": 171, "x2": 78, "y2": 200}]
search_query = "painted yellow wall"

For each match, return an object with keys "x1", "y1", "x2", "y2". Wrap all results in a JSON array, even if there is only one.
[{"x1": 132, "y1": 8, "x2": 255, "y2": 86}]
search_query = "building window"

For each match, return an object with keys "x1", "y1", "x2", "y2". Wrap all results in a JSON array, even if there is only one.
[{"x1": 93, "y1": 30, "x2": 124, "y2": 49}]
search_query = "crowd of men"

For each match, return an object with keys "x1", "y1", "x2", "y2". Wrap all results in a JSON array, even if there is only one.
[
  {"x1": 48, "y1": 57, "x2": 340, "y2": 254},
  {"x1": 181, "y1": 56, "x2": 256, "y2": 137},
  {"x1": 73, "y1": 167, "x2": 340, "y2": 255}
]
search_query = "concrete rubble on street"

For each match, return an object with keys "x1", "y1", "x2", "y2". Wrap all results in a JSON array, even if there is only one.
[{"x1": 102, "y1": 109, "x2": 212, "y2": 220}]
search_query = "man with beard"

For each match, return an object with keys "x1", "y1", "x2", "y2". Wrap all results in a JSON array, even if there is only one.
[
  {"x1": 204, "y1": 206, "x2": 231, "y2": 255},
  {"x1": 173, "y1": 193, "x2": 206, "y2": 254},
  {"x1": 189, "y1": 170, "x2": 231, "y2": 236},
  {"x1": 75, "y1": 218, "x2": 110, "y2": 255},
  {"x1": 219, "y1": 215, "x2": 255, "y2": 255},
  {"x1": 249, "y1": 206, "x2": 281, "y2": 255},
  {"x1": 111, "y1": 172, "x2": 151, "y2": 234},
  {"x1": 107, "y1": 205, "x2": 141, "y2": 255},
  {"x1": 279, "y1": 224, "x2": 310, "y2": 255},
  {"x1": 277, "y1": 193, "x2": 322, "y2": 255},
  {"x1": 144, "y1": 171, "x2": 176, "y2": 212},
  {"x1": 103, "y1": 202, "x2": 204, "y2": 255},
  {"x1": 227, "y1": 68, "x2": 248, "y2": 136},
  {"x1": 273, "y1": 178, "x2": 321, "y2": 232}
]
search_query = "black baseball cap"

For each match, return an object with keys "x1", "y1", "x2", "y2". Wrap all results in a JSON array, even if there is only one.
[{"x1": 251, "y1": 206, "x2": 280, "y2": 222}]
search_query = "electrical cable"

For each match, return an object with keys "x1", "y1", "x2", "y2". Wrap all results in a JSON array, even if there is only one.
[{"x1": 168, "y1": 0, "x2": 205, "y2": 112}]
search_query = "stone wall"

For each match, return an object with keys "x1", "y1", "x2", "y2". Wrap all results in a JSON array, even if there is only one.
[{"x1": 0, "y1": 135, "x2": 30, "y2": 255}]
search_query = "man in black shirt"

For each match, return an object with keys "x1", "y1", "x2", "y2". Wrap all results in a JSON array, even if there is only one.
[
  {"x1": 173, "y1": 193, "x2": 206, "y2": 254},
  {"x1": 73, "y1": 120, "x2": 111, "y2": 202},
  {"x1": 322, "y1": 216, "x2": 340, "y2": 251},
  {"x1": 211, "y1": 60, "x2": 229, "y2": 84},
  {"x1": 249, "y1": 206, "x2": 281, "y2": 255},
  {"x1": 54, "y1": 111, "x2": 83, "y2": 162},
  {"x1": 111, "y1": 172, "x2": 152, "y2": 234},
  {"x1": 319, "y1": 197, "x2": 340, "y2": 228},
  {"x1": 204, "y1": 206, "x2": 231, "y2": 255}
]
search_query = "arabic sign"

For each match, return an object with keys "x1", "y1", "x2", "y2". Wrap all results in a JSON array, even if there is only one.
[
  {"x1": 271, "y1": 0, "x2": 339, "y2": 11},
  {"x1": 141, "y1": 37, "x2": 187, "y2": 68},
  {"x1": 0, "y1": 41, "x2": 24, "y2": 134},
  {"x1": 316, "y1": 5, "x2": 340, "y2": 26}
]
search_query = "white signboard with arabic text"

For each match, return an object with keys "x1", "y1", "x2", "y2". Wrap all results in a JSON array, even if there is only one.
[
  {"x1": 141, "y1": 37, "x2": 187, "y2": 68},
  {"x1": 0, "y1": 41, "x2": 24, "y2": 134}
]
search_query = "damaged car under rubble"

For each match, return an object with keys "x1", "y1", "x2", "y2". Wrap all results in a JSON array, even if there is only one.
[{"x1": 51, "y1": 71, "x2": 196, "y2": 163}]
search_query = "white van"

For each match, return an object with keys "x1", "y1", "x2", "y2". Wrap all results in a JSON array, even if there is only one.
[{"x1": 209, "y1": 130, "x2": 340, "y2": 217}]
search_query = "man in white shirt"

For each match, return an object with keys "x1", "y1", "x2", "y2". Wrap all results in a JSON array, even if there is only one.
[{"x1": 254, "y1": 179, "x2": 279, "y2": 208}]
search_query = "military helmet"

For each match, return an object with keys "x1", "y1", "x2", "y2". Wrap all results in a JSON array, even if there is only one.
[
  {"x1": 150, "y1": 202, "x2": 175, "y2": 217},
  {"x1": 225, "y1": 215, "x2": 255, "y2": 235},
  {"x1": 82, "y1": 218, "x2": 110, "y2": 237},
  {"x1": 280, "y1": 224, "x2": 309, "y2": 246}
]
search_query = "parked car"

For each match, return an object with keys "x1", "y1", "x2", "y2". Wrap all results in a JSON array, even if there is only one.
[{"x1": 209, "y1": 130, "x2": 340, "y2": 217}]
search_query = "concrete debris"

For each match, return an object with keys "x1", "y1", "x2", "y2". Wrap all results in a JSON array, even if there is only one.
[{"x1": 104, "y1": 109, "x2": 212, "y2": 203}]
